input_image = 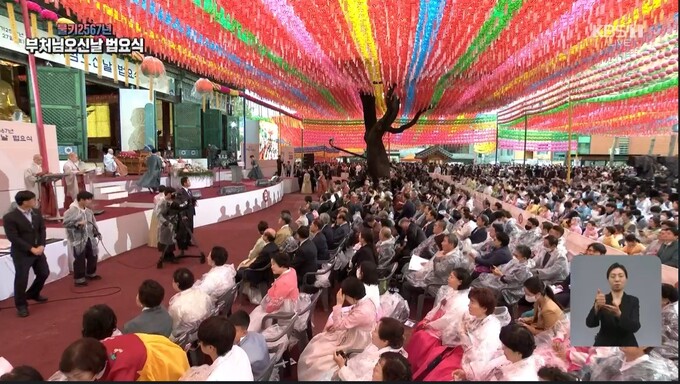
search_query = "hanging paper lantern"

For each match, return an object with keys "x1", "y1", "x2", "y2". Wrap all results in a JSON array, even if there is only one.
[
  {"x1": 39, "y1": 9, "x2": 58, "y2": 36},
  {"x1": 193, "y1": 78, "x2": 214, "y2": 112},
  {"x1": 140, "y1": 56, "x2": 165, "y2": 100},
  {"x1": 25, "y1": 1, "x2": 42, "y2": 38}
]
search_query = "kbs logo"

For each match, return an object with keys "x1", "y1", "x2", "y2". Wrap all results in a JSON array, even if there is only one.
[{"x1": 592, "y1": 24, "x2": 644, "y2": 39}]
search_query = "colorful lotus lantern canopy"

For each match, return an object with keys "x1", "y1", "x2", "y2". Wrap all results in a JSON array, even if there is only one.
[
  {"x1": 140, "y1": 56, "x2": 165, "y2": 100},
  {"x1": 193, "y1": 78, "x2": 214, "y2": 112}
]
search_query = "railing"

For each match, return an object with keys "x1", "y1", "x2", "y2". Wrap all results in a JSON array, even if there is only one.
[{"x1": 430, "y1": 173, "x2": 678, "y2": 285}]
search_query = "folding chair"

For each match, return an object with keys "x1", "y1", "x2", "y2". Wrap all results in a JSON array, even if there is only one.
[
  {"x1": 415, "y1": 283, "x2": 444, "y2": 320},
  {"x1": 174, "y1": 329, "x2": 204, "y2": 367},
  {"x1": 213, "y1": 281, "x2": 241, "y2": 317},
  {"x1": 257, "y1": 341, "x2": 288, "y2": 381},
  {"x1": 302, "y1": 262, "x2": 334, "y2": 312},
  {"x1": 259, "y1": 312, "x2": 298, "y2": 380},
  {"x1": 239, "y1": 263, "x2": 272, "y2": 304},
  {"x1": 291, "y1": 290, "x2": 322, "y2": 352},
  {"x1": 377, "y1": 262, "x2": 398, "y2": 295}
]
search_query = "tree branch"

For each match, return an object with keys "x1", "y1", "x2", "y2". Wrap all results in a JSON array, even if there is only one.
[{"x1": 385, "y1": 108, "x2": 427, "y2": 134}]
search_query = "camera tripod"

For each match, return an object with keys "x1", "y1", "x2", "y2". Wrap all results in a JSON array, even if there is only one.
[{"x1": 157, "y1": 217, "x2": 207, "y2": 269}]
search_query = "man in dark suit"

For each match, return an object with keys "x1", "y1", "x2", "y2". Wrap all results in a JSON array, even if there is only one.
[
  {"x1": 397, "y1": 192, "x2": 417, "y2": 221},
  {"x1": 396, "y1": 218, "x2": 427, "y2": 261},
  {"x1": 318, "y1": 194, "x2": 333, "y2": 214},
  {"x1": 276, "y1": 156, "x2": 283, "y2": 177},
  {"x1": 330, "y1": 212, "x2": 351, "y2": 250},
  {"x1": 292, "y1": 226, "x2": 317, "y2": 292},
  {"x1": 310, "y1": 219, "x2": 329, "y2": 261},
  {"x1": 2, "y1": 190, "x2": 49, "y2": 317},
  {"x1": 242, "y1": 228, "x2": 278, "y2": 285},
  {"x1": 176, "y1": 176, "x2": 197, "y2": 234}
]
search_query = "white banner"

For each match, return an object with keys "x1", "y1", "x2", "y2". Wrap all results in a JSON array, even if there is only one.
[{"x1": 0, "y1": 15, "x2": 175, "y2": 94}]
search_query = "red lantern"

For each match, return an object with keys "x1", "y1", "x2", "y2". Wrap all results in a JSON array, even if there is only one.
[
  {"x1": 140, "y1": 56, "x2": 165, "y2": 100},
  {"x1": 193, "y1": 78, "x2": 214, "y2": 111}
]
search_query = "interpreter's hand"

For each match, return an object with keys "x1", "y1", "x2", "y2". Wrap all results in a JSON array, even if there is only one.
[
  {"x1": 332, "y1": 351, "x2": 346, "y2": 368},
  {"x1": 452, "y1": 369, "x2": 466, "y2": 381},
  {"x1": 491, "y1": 266, "x2": 503, "y2": 277},
  {"x1": 36, "y1": 245, "x2": 45, "y2": 254},
  {"x1": 336, "y1": 289, "x2": 345, "y2": 306},
  {"x1": 30, "y1": 247, "x2": 41, "y2": 256},
  {"x1": 601, "y1": 304, "x2": 622, "y2": 317},
  {"x1": 594, "y1": 289, "x2": 606, "y2": 310}
]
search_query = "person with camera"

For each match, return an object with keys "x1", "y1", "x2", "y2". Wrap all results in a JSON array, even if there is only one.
[
  {"x1": 63, "y1": 191, "x2": 101, "y2": 286},
  {"x1": 176, "y1": 177, "x2": 197, "y2": 235},
  {"x1": 157, "y1": 188, "x2": 180, "y2": 265}
]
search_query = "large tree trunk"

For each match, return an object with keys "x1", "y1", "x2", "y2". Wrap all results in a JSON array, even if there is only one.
[
  {"x1": 358, "y1": 88, "x2": 427, "y2": 183},
  {"x1": 360, "y1": 93, "x2": 391, "y2": 183}
]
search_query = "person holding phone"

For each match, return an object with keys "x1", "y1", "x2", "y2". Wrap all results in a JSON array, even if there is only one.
[{"x1": 585, "y1": 262, "x2": 640, "y2": 346}]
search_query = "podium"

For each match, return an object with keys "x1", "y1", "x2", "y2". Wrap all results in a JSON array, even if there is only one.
[
  {"x1": 230, "y1": 165, "x2": 243, "y2": 183},
  {"x1": 37, "y1": 173, "x2": 65, "y2": 219},
  {"x1": 63, "y1": 170, "x2": 95, "y2": 209}
]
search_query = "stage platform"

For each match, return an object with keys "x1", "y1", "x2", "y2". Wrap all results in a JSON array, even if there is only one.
[
  {"x1": 51, "y1": 169, "x2": 235, "y2": 206},
  {"x1": 0, "y1": 178, "x2": 299, "y2": 258},
  {"x1": 0, "y1": 173, "x2": 301, "y2": 301}
]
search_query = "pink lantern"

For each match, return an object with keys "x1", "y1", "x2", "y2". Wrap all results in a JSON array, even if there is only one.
[
  {"x1": 193, "y1": 78, "x2": 214, "y2": 111},
  {"x1": 140, "y1": 56, "x2": 165, "y2": 100}
]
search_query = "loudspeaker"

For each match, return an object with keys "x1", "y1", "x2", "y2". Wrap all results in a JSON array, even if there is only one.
[
  {"x1": 303, "y1": 153, "x2": 314, "y2": 168},
  {"x1": 256, "y1": 179, "x2": 271, "y2": 187},
  {"x1": 219, "y1": 185, "x2": 246, "y2": 195}
]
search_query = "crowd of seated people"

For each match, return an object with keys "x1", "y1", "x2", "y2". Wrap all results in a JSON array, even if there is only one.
[{"x1": 1, "y1": 161, "x2": 678, "y2": 382}]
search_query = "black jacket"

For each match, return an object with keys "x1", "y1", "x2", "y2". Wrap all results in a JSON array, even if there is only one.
[
  {"x1": 2, "y1": 208, "x2": 46, "y2": 258},
  {"x1": 475, "y1": 246, "x2": 512, "y2": 267},
  {"x1": 398, "y1": 200, "x2": 416, "y2": 221},
  {"x1": 400, "y1": 223, "x2": 427, "y2": 253},
  {"x1": 312, "y1": 231, "x2": 329, "y2": 261},
  {"x1": 245, "y1": 242, "x2": 277, "y2": 285},
  {"x1": 292, "y1": 239, "x2": 318, "y2": 287},
  {"x1": 349, "y1": 244, "x2": 378, "y2": 277},
  {"x1": 469, "y1": 226, "x2": 488, "y2": 244},
  {"x1": 321, "y1": 224, "x2": 335, "y2": 250},
  {"x1": 586, "y1": 292, "x2": 640, "y2": 347},
  {"x1": 176, "y1": 187, "x2": 196, "y2": 216},
  {"x1": 331, "y1": 222, "x2": 351, "y2": 250}
]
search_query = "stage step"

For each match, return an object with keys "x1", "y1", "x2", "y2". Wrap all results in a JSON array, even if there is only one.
[
  {"x1": 97, "y1": 191, "x2": 129, "y2": 201},
  {"x1": 96, "y1": 185, "x2": 125, "y2": 195}
]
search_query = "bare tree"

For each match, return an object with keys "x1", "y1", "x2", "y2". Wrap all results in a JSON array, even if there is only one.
[{"x1": 330, "y1": 86, "x2": 428, "y2": 184}]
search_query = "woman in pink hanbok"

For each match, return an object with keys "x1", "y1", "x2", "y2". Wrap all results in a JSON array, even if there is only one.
[
  {"x1": 248, "y1": 252, "x2": 299, "y2": 332},
  {"x1": 410, "y1": 287, "x2": 502, "y2": 381},
  {"x1": 452, "y1": 324, "x2": 541, "y2": 381},
  {"x1": 406, "y1": 268, "x2": 471, "y2": 374},
  {"x1": 297, "y1": 277, "x2": 377, "y2": 381}
]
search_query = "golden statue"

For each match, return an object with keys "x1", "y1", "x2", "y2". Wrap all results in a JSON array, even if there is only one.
[{"x1": 0, "y1": 79, "x2": 31, "y2": 122}]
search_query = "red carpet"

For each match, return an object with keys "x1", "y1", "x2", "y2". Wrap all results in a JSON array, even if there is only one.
[{"x1": 0, "y1": 193, "x2": 310, "y2": 377}]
